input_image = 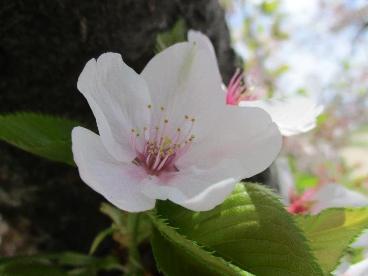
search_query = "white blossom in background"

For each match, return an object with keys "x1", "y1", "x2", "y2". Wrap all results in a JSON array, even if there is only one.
[
  {"x1": 72, "y1": 32, "x2": 282, "y2": 212},
  {"x1": 227, "y1": 69, "x2": 324, "y2": 136},
  {"x1": 340, "y1": 259, "x2": 368, "y2": 276},
  {"x1": 276, "y1": 157, "x2": 368, "y2": 214},
  {"x1": 334, "y1": 230, "x2": 368, "y2": 276},
  {"x1": 276, "y1": 157, "x2": 368, "y2": 276},
  {"x1": 334, "y1": 234, "x2": 368, "y2": 276},
  {"x1": 189, "y1": 30, "x2": 324, "y2": 137}
]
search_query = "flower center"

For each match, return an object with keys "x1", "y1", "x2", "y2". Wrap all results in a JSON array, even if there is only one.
[
  {"x1": 287, "y1": 188, "x2": 316, "y2": 214},
  {"x1": 226, "y1": 69, "x2": 259, "y2": 105},
  {"x1": 130, "y1": 105, "x2": 195, "y2": 175}
]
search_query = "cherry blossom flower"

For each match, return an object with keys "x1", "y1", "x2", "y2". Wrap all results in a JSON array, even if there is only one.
[
  {"x1": 276, "y1": 157, "x2": 368, "y2": 214},
  {"x1": 189, "y1": 30, "x2": 323, "y2": 136},
  {"x1": 287, "y1": 183, "x2": 368, "y2": 214},
  {"x1": 277, "y1": 157, "x2": 368, "y2": 275},
  {"x1": 72, "y1": 33, "x2": 282, "y2": 212}
]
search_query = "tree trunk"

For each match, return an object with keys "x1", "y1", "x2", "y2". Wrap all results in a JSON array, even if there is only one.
[{"x1": 0, "y1": 0, "x2": 237, "y2": 254}]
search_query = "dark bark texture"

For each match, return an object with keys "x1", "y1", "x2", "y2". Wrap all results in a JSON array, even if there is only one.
[{"x1": 0, "y1": 0, "x2": 237, "y2": 255}]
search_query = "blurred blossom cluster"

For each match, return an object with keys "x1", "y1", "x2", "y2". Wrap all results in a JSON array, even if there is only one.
[
  {"x1": 223, "y1": 0, "x2": 368, "y2": 198},
  {"x1": 223, "y1": 0, "x2": 368, "y2": 274}
]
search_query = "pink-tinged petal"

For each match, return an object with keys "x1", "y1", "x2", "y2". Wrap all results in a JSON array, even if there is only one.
[
  {"x1": 239, "y1": 97, "x2": 324, "y2": 136},
  {"x1": 141, "y1": 161, "x2": 240, "y2": 211},
  {"x1": 310, "y1": 183, "x2": 368, "y2": 214},
  {"x1": 72, "y1": 127, "x2": 155, "y2": 212},
  {"x1": 177, "y1": 105, "x2": 282, "y2": 179},
  {"x1": 77, "y1": 53, "x2": 151, "y2": 162},
  {"x1": 141, "y1": 41, "x2": 224, "y2": 140}
]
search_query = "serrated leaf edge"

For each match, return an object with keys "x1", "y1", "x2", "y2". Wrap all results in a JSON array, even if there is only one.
[{"x1": 148, "y1": 211, "x2": 252, "y2": 276}]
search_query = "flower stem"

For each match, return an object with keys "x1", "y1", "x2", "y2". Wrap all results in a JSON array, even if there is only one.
[{"x1": 126, "y1": 212, "x2": 143, "y2": 276}]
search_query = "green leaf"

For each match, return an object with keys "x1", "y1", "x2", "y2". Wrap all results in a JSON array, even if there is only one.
[
  {"x1": 271, "y1": 17, "x2": 289, "y2": 40},
  {"x1": 89, "y1": 227, "x2": 114, "y2": 255},
  {"x1": 100, "y1": 202, "x2": 126, "y2": 227},
  {"x1": 295, "y1": 173, "x2": 319, "y2": 192},
  {"x1": 155, "y1": 19, "x2": 187, "y2": 52},
  {"x1": 271, "y1": 64, "x2": 289, "y2": 77},
  {"x1": 295, "y1": 208, "x2": 368, "y2": 274},
  {"x1": 149, "y1": 213, "x2": 252, "y2": 276},
  {"x1": 154, "y1": 183, "x2": 323, "y2": 276},
  {"x1": 348, "y1": 246, "x2": 365, "y2": 264},
  {"x1": 0, "y1": 112, "x2": 79, "y2": 165},
  {"x1": 261, "y1": 0, "x2": 279, "y2": 14},
  {"x1": 316, "y1": 113, "x2": 328, "y2": 127},
  {"x1": 99, "y1": 203, "x2": 151, "y2": 247}
]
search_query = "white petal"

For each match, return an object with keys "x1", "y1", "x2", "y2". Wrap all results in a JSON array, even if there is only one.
[
  {"x1": 333, "y1": 258, "x2": 351, "y2": 275},
  {"x1": 239, "y1": 97, "x2": 324, "y2": 136},
  {"x1": 343, "y1": 258, "x2": 368, "y2": 276},
  {"x1": 310, "y1": 183, "x2": 368, "y2": 214},
  {"x1": 77, "y1": 53, "x2": 151, "y2": 162},
  {"x1": 141, "y1": 41, "x2": 224, "y2": 139},
  {"x1": 141, "y1": 106, "x2": 282, "y2": 211},
  {"x1": 187, "y1": 30, "x2": 216, "y2": 57},
  {"x1": 177, "y1": 105, "x2": 282, "y2": 179},
  {"x1": 72, "y1": 127, "x2": 155, "y2": 212},
  {"x1": 141, "y1": 161, "x2": 240, "y2": 211},
  {"x1": 352, "y1": 231, "x2": 368, "y2": 248}
]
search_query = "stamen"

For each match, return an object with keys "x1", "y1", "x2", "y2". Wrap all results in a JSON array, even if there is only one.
[
  {"x1": 226, "y1": 69, "x2": 260, "y2": 105},
  {"x1": 129, "y1": 106, "x2": 196, "y2": 175}
]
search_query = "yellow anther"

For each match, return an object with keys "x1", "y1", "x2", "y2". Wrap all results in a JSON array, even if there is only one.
[
  {"x1": 160, "y1": 106, "x2": 165, "y2": 111},
  {"x1": 163, "y1": 137, "x2": 172, "y2": 148},
  {"x1": 191, "y1": 118, "x2": 196, "y2": 122},
  {"x1": 164, "y1": 119, "x2": 169, "y2": 124},
  {"x1": 177, "y1": 128, "x2": 181, "y2": 132},
  {"x1": 185, "y1": 115, "x2": 189, "y2": 120}
]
